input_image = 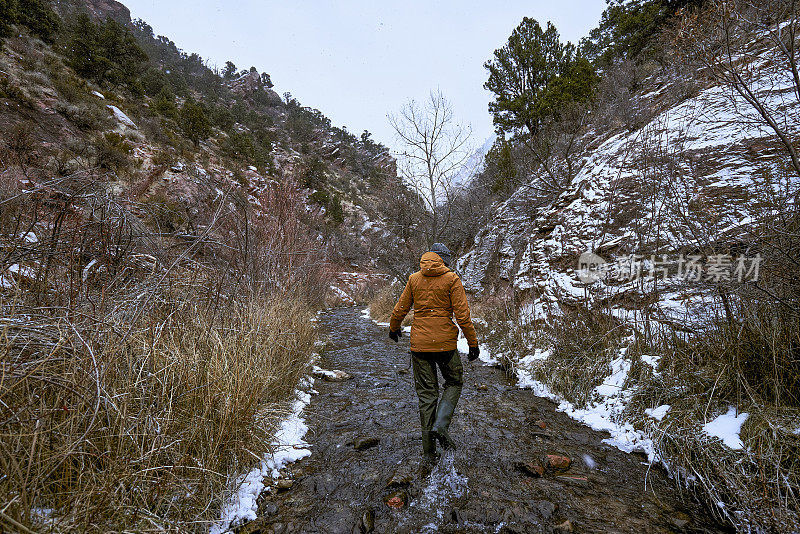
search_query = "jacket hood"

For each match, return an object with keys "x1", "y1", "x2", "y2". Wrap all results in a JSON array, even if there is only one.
[{"x1": 420, "y1": 251, "x2": 450, "y2": 277}]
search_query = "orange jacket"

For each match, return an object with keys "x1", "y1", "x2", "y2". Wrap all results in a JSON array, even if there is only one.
[{"x1": 390, "y1": 252, "x2": 478, "y2": 352}]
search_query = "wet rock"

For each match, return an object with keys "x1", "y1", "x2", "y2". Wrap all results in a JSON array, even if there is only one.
[
  {"x1": 275, "y1": 479, "x2": 294, "y2": 491},
  {"x1": 313, "y1": 473, "x2": 339, "y2": 494},
  {"x1": 515, "y1": 461, "x2": 545, "y2": 477},
  {"x1": 533, "y1": 500, "x2": 557, "y2": 520},
  {"x1": 556, "y1": 475, "x2": 590, "y2": 487},
  {"x1": 566, "y1": 431, "x2": 591, "y2": 444},
  {"x1": 384, "y1": 489, "x2": 407, "y2": 509},
  {"x1": 353, "y1": 437, "x2": 380, "y2": 450},
  {"x1": 233, "y1": 517, "x2": 269, "y2": 534},
  {"x1": 259, "y1": 501, "x2": 278, "y2": 516},
  {"x1": 554, "y1": 519, "x2": 574, "y2": 532},
  {"x1": 386, "y1": 469, "x2": 413, "y2": 488},
  {"x1": 358, "y1": 509, "x2": 375, "y2": 533},
  {"x1": 546, "y1": 454, "x2": 572, "y2": 471}
]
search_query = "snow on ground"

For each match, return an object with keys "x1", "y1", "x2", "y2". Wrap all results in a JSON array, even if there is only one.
[
  {"x1": 329, "y1": 285, "x2": 354, "y2": 304},
  {"x1": 516, "y1": 349, "x2": 660, "y2": 462},
  {"x1": 211, "y1": 385, "x2": 314, "y2": 534},
  {"x1": 702, "y1": 406, "x2": 749, "y2": 450},
  {"x1": 107, "y1": 105, "x2": 136, "y2": 128},
  {"x1": 311, "y1": 366, "x2": 341, "y2": 380},
  {"x1": 645, "y1": 405, "x2": 671, "y2": 421},
  {"x1": 456, "y1": 335, "x2": 495, "y2": 365}
]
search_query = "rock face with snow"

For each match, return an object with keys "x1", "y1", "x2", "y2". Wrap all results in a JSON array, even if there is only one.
[{"x1": 459, "y1": 50, "x2": 798, "y2": 328}]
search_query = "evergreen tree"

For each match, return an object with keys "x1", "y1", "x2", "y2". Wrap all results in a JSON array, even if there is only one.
[
  {"x1": 153, "y1": 87, "x2": 178, "y2": 120},
  {"x1": 0, "y1": 0, "x2": 60, "y2": 44},
  {"x1": 64, "y1": 14, "x2": 148, "y2": 88},
  {"x1": 180, "y1": 97, "x2": 211, "y2": 145},
  {"x1": 222, "y1": 61, "x2": 237, "y2": 80},
  {"x1": 580, "y1": 0, "x2": 705, "y2": 65},
  {"x1": 17, "y1": 0, "x2": 60, "y2": 43},
  {"x1": 484, "y1": 17, "x2": 596, "y2": 136},
  {"x1": 0, "y1": 0, "x2": 18, "y2": 40}
]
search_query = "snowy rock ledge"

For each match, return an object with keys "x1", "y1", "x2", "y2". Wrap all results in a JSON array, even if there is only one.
[{"x1": 210, "y1": 383, "x2": 314, "y2": 534}]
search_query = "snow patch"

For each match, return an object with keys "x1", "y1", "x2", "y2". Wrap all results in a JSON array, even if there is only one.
[
  {"x1": 329, "y1": 285, "x2": 353, "y2": 304},
  {"x1": 211, "y1": 388, "x2": 313, "y2": 533},
  {"x1": 645, "y1": 405, "x2": 671, "y2": 421},
  {"x1": 19, "y1": 231, "x2": 38, "y2": 243},
  {"x1": 702, "y1": 406, "x2": 749, "y2": 450},
  {"x1": 107, "y1": 105, "x2": 137, "y2": 128},
  {"x1": 516, "y1": 351, "x2": 658, "y2": 462}
]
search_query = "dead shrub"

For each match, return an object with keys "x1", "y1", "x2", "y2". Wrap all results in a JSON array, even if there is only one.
[
  {"x1": 368, "y1": 284, "x2": 412, "y2": 326},
  {"x1": 0, "y1": 174, "x2": 322, "y2": 532}
]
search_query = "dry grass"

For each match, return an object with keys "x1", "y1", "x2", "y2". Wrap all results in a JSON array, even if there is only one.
[
  {"x1": 624, "y1": 302, "x2": 800, "y2": 531},
  {"x1": 0, "y1": 171, "x2": 323, "y2": 532},
  {"x1": 476, "y1": 294, "x2": 800, "y2": 531},
  {"x1": 0, "y1": 294, "x2": 314, "y2": 533},
  {"x1": 473, "y1": 298, "x2": 624, "y2": 407},
  {"x1": 368, "y1": 284, "x2": 413, "y2": 326}
]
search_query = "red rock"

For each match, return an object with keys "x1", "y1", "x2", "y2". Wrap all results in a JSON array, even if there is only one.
[
  {"x1": 535, "y1": 420, "x2": 547, "y2": 429},
  {"x1": 515, "y1": 461, "x2": 545, "y2": 477},
  {"x1": 384, "y1": 490, "x2": 407, "y2": 509},
  {"x1": 546, "y1": 454, "x2": 571, "y2": 471},
  {"x1": 554, "y1": 519, "x2": 573, "y2": 532},
  {"x1": 386, "y1": 497, "x2": 403, "y2": 508}
]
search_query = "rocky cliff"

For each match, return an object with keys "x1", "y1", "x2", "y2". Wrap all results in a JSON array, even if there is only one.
[{"x1": 460, "y1": 36, "x2": 797, "y2": 330}]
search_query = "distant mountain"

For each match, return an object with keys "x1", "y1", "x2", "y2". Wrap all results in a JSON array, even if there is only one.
[{"x1": 452, "y1": 133, "x2": 496, "y2": 189}]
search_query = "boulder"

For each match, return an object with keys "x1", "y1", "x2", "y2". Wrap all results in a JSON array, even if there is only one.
[
  {"x1": 353, "y1": 437, "x2": 380, "y2": 451},
  {"x1": 546, "y1": 454, "x2": 571, "y2": 471}
]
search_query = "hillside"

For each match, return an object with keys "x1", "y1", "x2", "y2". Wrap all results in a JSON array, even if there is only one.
[
  {"x1": 2, "y1": 0, "x2": 799, "y2": 533},
  {"x1": 455, "y1": 3, "x2": 800, "y2": 532},
  {"x1": 0, "y1": 1, "x2": 424, "y2": 531}
]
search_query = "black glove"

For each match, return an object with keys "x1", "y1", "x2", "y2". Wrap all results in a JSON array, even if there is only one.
[
  {"x1": 389, "y1": 329, "x2": 401, "y2": 342},
  {"x1": 468, "y1": 345, "x2": 480, "y2": 362}
]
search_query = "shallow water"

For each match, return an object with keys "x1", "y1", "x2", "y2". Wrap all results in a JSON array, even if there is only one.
[{"x1": 239, "y1": 307, "x2": 731, "y2": 534}]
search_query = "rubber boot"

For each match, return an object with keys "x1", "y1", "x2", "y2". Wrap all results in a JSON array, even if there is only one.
[
  {"x1": 430, "y1": 399, "x2": 457, "y2": 449},
  {"x1": 421, "y1": 430, "x2": 438, "y2": 471}
]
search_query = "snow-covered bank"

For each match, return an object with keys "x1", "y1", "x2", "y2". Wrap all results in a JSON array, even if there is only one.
[
  {"x1": 210, "y1": 383, "x2": 314, "y2": 534},
  {"x1": 514, "y1": 350, "x2": 660, "y2": 462}
]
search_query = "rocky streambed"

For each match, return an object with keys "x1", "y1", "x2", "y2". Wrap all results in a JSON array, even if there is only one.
[{"x1": 235, "y1": 307, "x2": 730, "y2": 534}]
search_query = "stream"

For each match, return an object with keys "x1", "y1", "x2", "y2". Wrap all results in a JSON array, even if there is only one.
[{"x1": 236, "y1": 307, "x2": 730, "y2": 534}]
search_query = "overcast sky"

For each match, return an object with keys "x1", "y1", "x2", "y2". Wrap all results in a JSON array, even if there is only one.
[{"x1": 122, "y1": 1, "x2": 607, "y2": 152}]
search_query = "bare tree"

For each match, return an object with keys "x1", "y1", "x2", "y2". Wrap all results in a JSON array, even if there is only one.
[{"x1": 389, "y1": 91, "x2": 472, "y2": 244}]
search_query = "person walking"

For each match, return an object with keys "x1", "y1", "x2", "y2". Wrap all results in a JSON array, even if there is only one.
[{"x1": 388, "y1": 243, "x2": 479, "y2": 462}]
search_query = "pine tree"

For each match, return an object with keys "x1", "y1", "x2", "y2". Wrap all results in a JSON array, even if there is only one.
[
  {"x1": 64, "y1": 14, "x2": 148, "y2": 88},
  {"x1": 180, "y1": 98, "x2": 211, "y2": 146},
  {"x1": 484, "y1": 17, "x2": 597, "y2": 137}
]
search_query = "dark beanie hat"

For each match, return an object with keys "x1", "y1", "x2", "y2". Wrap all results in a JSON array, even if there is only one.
[{"x1": 430, "y1": 243, "x2": 452, "y2": 266}]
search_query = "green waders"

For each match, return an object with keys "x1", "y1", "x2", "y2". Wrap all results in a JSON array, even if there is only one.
[{"x1": 411, "y1": 350, "x2": 463, "y2": 457}]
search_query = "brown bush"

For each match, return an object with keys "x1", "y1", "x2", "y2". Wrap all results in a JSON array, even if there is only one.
[
  {"x1": 368, "y1": 284, "x2": 412, "y2": 326},
  {"x1": 0, "y1": 173, "x2": 322, "y2": 532}
]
